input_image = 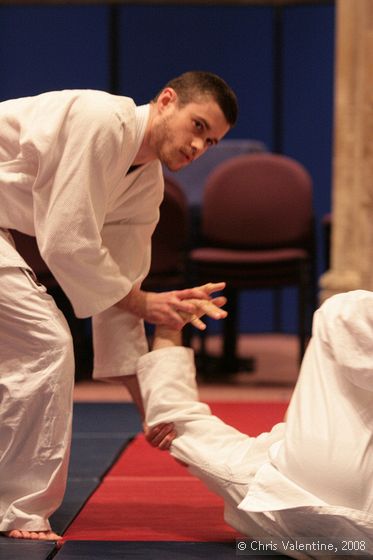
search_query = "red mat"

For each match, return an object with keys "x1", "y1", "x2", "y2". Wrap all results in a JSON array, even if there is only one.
[{"x1": 65, "y1": 401, "x2": 287, "y2": 542}]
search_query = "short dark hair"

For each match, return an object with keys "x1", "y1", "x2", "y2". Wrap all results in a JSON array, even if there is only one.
[{"x1": 153, "y1": 71, "x2": 238, "y2": 127}]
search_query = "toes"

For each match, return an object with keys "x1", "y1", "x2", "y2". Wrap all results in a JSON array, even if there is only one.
[
  {"x1": 8, "y1": 530, "x2": 32, "y2": 539},
  {"x1": 35, "y1": 530, "x2": 62, "y2": 541},
  {"x1": 5, "y1": 530, "x2": 23, "y2": 539},
  {"x1": 48, "y1": 531, "x2": 62, "y2": 541},
  {"x1": 3, "y1": 529, "x2": 61, "y2": 541}
]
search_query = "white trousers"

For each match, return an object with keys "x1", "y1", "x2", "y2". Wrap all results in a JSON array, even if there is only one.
[{"x1": 0, "y1": 267, "x2": 74, "y2": 531}]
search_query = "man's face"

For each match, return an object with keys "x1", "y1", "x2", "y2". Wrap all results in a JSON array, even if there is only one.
[{"x1": 151, "y1": 90, "x2": 230, "y2": 172}]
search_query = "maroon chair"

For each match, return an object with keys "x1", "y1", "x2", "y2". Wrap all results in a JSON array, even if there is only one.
[
  {"x1": 142, "y1": 175, "x2": 190, "y2": 291},
  {"x1": 189, "y1": 153, "x2": 317, "y2": 373}
]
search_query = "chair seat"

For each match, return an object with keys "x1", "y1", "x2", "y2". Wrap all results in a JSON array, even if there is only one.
[
  {"x1": 190, "y1": 247, "x2": 311, "y2": 290},
  {"x1": 190, "y1": 246, "x2": 308, "y2": 264}
]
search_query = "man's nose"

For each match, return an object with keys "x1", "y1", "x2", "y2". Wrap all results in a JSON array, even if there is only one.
[{"x1": 191, "y1": 137, "x2": 207, "y2": 158}]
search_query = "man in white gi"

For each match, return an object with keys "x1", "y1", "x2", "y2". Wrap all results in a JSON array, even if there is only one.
[
  {"x1": 0, "y1": 72, "x2": 238, "y2": 540},
  {"x1": 140, "y1": 290, "x2": 373, "y2": 559}
]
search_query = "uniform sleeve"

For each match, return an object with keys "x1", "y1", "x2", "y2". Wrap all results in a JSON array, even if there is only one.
[
  {"x1": 92, "y1": 305, "x2": 150, "y2": 377},
  {"x1": 316, "y1": 290, "x2": 373, "y2": 390},
  {"x1": 30, "y1": 93, "x2": 152, "y2": 318}
]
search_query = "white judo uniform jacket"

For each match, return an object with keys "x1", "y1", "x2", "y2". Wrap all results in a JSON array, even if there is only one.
[{"x1": 0, "y1": 90, "x2": 164, "y2": 377}]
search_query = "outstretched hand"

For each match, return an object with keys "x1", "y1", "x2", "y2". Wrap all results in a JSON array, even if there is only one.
[
  {"x1": 181, "y1": 292, "x2": 228, "y2": 330},
  {"x1": 146, "y1": 281, "x2": 227, "y2": 330},
  {"x1": 119, "y1": 281, "x2": 227, "y2": 331}
]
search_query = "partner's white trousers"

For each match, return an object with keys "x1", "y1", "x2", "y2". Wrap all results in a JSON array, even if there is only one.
[{"x1": 0, "y1": 267, "x2": 74, "y2": 531}]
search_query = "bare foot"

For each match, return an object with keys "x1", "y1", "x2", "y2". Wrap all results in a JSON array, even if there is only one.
[{"x1": 3, "y1": 529, "x2": 62, "y2": 541}]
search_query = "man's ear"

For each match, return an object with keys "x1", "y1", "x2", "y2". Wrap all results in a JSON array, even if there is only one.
[{"x1": 156, "y1": 87, "x2": 178, "y2": 112}]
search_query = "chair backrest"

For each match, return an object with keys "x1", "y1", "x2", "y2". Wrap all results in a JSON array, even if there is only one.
[
  {"x1": 163, "y1": 138, "x2": 267, "y2": 206},
  {"x1": 201, "y1": 153, "x2": 313, "y2": 249},
  {"x1": 148, "y1": 175, "x2": 189, "y2": 276}
]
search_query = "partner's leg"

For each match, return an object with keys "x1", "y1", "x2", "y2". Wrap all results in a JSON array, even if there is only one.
[{"x1": 0, "y1": 268, "x2": 75, "y2": 539}]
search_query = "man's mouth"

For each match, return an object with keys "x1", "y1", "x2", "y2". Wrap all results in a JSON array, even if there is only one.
[{"x1": 180, "y1": 149, "x2": 191, "y2": 163}]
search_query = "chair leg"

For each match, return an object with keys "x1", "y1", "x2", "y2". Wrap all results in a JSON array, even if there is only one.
[{"x1": 182, "y1": 323, "x2": 192, "y2": 347}]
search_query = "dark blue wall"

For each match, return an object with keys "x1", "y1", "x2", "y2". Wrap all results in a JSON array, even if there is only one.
[
  {"x1": 0, "y1": 6, "x2": 109, "y2": 97},
  {"x1": 0, "y1": 3, "x2": 335, "y2": 333}
]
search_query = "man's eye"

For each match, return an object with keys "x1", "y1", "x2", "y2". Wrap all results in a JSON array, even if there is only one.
[{"x1": 194, "y1": 120, "x2": 204, "y2": 131}]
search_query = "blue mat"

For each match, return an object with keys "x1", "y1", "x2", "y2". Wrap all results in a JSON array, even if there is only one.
[
  {"x1": 72, "y1": 402, "x2": 142, "y2": 435},
  {"x1": 0, "y1": 537, "x2": 56, "y2": 560},
  {"x1": 68, "y1": 434, "x2": 135, "y2": 478},
  {"x1": 54, "y1": 540, "x2": 242, "y2": 559},
  {"x1": 54, "y1": 540, "x2": 292, "y2": 559}
]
